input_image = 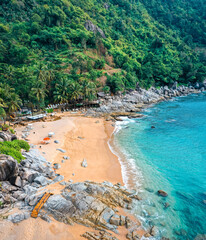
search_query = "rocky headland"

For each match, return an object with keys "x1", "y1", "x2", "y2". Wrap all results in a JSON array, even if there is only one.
[{"x1": 86, "y1": 82, "x2": 206, "y2": 120}]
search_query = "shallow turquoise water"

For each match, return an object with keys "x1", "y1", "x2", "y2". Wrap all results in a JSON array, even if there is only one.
[{"x1": 114, "y1": 93, "x2": 206, "y2": 239}]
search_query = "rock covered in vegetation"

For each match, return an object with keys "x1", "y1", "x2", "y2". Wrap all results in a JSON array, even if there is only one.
[
  {"x1": 85, "y1": 20, "x2": 106, "y2": 38},
  {"x1": 0, "y1": 154, "x2": 18, "y2": 181}
]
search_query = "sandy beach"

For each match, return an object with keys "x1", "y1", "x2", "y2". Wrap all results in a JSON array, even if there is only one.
[{"x1": 0, "y1": 114, "x2": 142, "y2": 240}]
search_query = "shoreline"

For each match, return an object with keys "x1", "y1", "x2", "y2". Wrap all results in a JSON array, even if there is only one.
[{"x1": 1, "y1": 115, "x2": 133, "y2": 240}]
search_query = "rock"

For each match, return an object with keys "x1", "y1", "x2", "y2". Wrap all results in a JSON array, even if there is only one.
[
  {"x1": 85, "y1": 20, "x2": 106, "y2": 38},
  {"x1": 20, "y1": 169, "x2": 39, "y2": 183},
  {"x1": 195, "y1": 234, "x2": 206, "y2": 240},
  {"x1": 34, "y1": 176, "x2": 48, "y2": 186},
  {"x1": 53, "y1": 163, "x2": 61, "y2": 169},
  {"x1": 53, "y1": 175, "x2": 64, "y2": 183},
  {"x1": 0, "y1": 131, "x2": 17, "y2": 142},
  {"x1": 56, "y1": 148, "x2": 66, "y2": 153},
  {"x1": 82, "y1": 231, "x2": 118, "y2": 240},
  {"x1": 110, "y1": 214, "x2": 120, "y2": 226},
  {"x1": 54, "y1": 140, "x2": 59, "y2": 144},
  {"x1": 164, "y1": 202, "x2": 170, "y2": 208},
  {"x1": 45, "y1": 194, "x2": 76, "y2": 216},
  {"x1": 144, "y1": 233, "x2": 152, "y2": 238},
  {"x1": 0, "y1": 155, "x2": 18, "y2": 181},
  {"x1": 23, "y1": 185, "x2": 37, "y2": 195},
  {"x1": 150, "y1": 226, "x2": 159, "y2": 236},
  {"x1": 119, "y1": 215, "x2": 126, "y2": 226},
  {"x1": 157, "y1": 190, "x2": 168, "y2": 197},
  {"x1": 125, "y1": 216, "x2": 132, "y2": 229},
  {"x1": 81, "y1": 159, "x2": 88, "y2": 168},
  {"x1": 10, "y1": 176, "x2": 22, "y2": 187},
  {"x1": 8, "y1": 211, "x2": 29, "y2": 223},
  {"x1": 48, "y1": 132, "x2": 55, "y2": 137},
  {"x1": 40, "y1": 212, "x2": 51, "y2": 223}
]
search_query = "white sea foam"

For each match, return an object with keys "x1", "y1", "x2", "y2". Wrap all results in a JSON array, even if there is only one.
[{"x1": 108, "y1": 118, "x2": 144, "y2": 190}]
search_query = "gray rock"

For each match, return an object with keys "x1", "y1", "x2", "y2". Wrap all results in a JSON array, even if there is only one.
[
  {"x1": 9, "y1": 176, "x2": 22, "y2": 188},
  {"x1": 34, "y1": 176, "x2": 48, "y2": 186},
  {"x1": 23, "y1": 185, "x2": 37, "y2": 195},
  {"x1": 20, "y1": 169, "x2": 39, "y2": 183},
  {"x1": 0, "y1": 131, "x2": 17, "y2": 142},
  {"x1": 40, "y1": 212, "x2": 51, "y2": 223},
  {"x1": 85, "y1": 20, "x2": 106, "y2": 38},
  {"x1": 150, "y1": 226, "x2": 159, "y2": 236},
  {"x1": 53, "y1": 175, "x2": 64, "y2": 183},
  {"x1": 45, "y1": 194, "x2": 76, "y2": 216},
  {"x1": 8, "y1": 211, "x2": 29, "y2": 223},
  {"x1": 110, "y1": 214, "x2": 120, "y2": 226},
  {"x1": 53, "y1": 163, "x2": 61, "y2": 169},
  {"x1": 56, "y1": 148, "x2": 66, "y2": 153},
  {"x1": 0, "y1": 154, "x2": 18, "y2": 181},
  {"x1": 81, "y1": 159, "x2": 88, "y2": 168},
  {"x1": 54, "y1": 140, "x2": 59, "y2": 144}
]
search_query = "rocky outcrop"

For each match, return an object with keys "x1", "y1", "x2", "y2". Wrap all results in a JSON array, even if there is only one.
[
  {"x1": 44, "y1": 181, "x2": 140, "y2": 233},
  {"x1": 0, "y1": 155, "x2": 18, "y2": 181},
  {"x1": 85, "y1": 20, "x2": 106, "y2": 38},
  {"x1": 82, "y1": 230, "x2": 118, "y2": 240},
  {"x1": 157, "y1": 190, "x2": 168, "y2": 197},
  {"x1": 88, "y1": 84, "x2": 205, "y2": 118},
  {"x1": 0, "y1": 131, "x2": 17, "y2": 142}
]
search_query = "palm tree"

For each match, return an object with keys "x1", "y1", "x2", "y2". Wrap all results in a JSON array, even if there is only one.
[
  {"x1": 69, "y1": 81, "x2": 83, "y2": 105},
  {"x1": 53, "y1": 77, "x2": 70, "y2": 104},
  {"x1": 7, "y1": 92, "x2": 22, "y2": 114},
  {"x1": 31, "y1": 80, "x2": 47, "y2": 103}
]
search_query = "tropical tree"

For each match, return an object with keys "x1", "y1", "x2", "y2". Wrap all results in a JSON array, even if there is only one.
[
  {"x1": 30, "y1": 80, "x2": 47, "y2": 106},
  {"x1": 69, "y1": 81, "x2": 82, "y2": 103},
  {"x1": 53, "y1": 77, "x2": 70, "y2": 103},
  {"x1": 7, "y1": 92, "x2": 22, "y2": 114}
]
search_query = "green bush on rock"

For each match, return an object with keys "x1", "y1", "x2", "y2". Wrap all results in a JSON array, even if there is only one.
[{"x1": 0, "y1": 140, "x2": 30, "y2": 163}]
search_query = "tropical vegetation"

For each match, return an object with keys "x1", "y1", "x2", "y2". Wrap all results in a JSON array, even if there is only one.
[{"x1": 0, "y1": 0, "x2": 205, "y2": 111}]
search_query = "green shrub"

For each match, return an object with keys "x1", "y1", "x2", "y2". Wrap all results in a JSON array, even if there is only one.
[
  {"x1": 0, "y1": 140, "x2": 30, "y2": 163},
  {"x1": 13, "y1": 140, "x2": 30, "y2": 152},
  {"x1": 46, "y1": 108, "x2": 54, "y2": 113},
  {"x1": 9, "y1": 128, "x2": 15, "y2": 134},
  {"x1": 0, "y1": 145, "x2": 24, "y2": 163}
]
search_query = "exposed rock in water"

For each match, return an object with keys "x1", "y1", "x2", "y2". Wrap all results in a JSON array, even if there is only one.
[
  {"x1": 0, "y1": 155, "x2": 18, "y2": 181},
  {"x1": 85, "y1": 20, "x2": 106, "y2": 38},
  {"x1": 0, "y1": 131, "x2": 17, "y2": 142},
  {"x1": 157, "y1": 190, "x2": 168, "y2": 197},
  {"x1": 195, "y1": 234, "x2": 206, "y2": 240}
]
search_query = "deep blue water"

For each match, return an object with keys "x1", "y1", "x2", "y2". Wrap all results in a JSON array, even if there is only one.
[{"x1": 114, "y1": 93, "x2": 206, "y2": 239}]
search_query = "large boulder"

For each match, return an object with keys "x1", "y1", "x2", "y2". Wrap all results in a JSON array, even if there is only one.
[
  {"x1": 0, "y1": 131, "x2": 17, "y2": 142},
  {"x1": 0, "y1": 155, "x2": 18, "y2": 181}
]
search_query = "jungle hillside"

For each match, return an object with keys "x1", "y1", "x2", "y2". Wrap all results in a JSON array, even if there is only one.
[{"x1": 0, "y1": 0, "x2": 206, "y2": 110}]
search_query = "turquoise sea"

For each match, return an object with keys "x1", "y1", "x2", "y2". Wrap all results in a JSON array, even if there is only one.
[{"x1": 113, "y1": 93, "x2": 206, "y2": 239}]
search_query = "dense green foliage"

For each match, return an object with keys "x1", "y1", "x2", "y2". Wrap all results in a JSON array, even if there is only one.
[
  {"x1": 0, "y1": 140, "x2": 30, "y2": 162},
  {"x1": 0, "y1": 0, "x2": 205, "y2": 107}
]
